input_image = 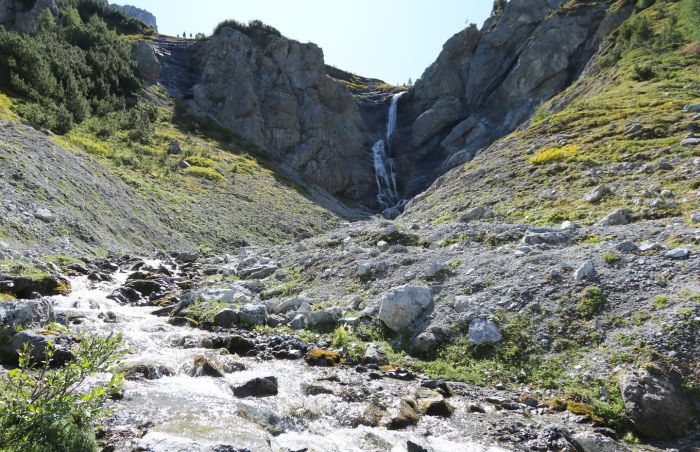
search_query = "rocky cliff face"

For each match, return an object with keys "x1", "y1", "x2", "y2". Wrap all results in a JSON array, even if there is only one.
[
  {"x1": 393, "y1": 0, "x2": 633, "y2": 198},
  {"x1": 0, "y1": 0, "x2": 58, "y2": 33},
  {"x1": 183, "y1": 27, "x2": 374, "y2": 201},
  {"x1": 110, "y1": 3, "x2": 157, "y2": 31}
]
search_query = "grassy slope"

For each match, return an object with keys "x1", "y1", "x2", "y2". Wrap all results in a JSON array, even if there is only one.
[
  {"x1": 404, "y1": 0, "x2": 700, "y2": 228},
  {"x1": 0, "y1": 87, "x2": 348, "y2": 251}
]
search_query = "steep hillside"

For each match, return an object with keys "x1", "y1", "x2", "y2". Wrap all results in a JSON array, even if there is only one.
[
  {"x1": 0, "y1": 90, "x2": 352, "y2": 257},
  {"x1": 404, "y1": 0, "x2": 700, "y2": 228}
]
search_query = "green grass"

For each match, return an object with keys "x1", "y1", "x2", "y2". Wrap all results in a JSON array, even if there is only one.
[
  {"x1": 528, "y1": 144, "x2": 582, "y2": 165},
  {"x1": 0, "y1": 260, "x2": 50, "y2": 282}
]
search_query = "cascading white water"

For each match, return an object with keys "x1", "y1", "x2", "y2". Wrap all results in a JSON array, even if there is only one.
[{"x1": 372, "y1": 92, "x2": 406, "y2": 214}]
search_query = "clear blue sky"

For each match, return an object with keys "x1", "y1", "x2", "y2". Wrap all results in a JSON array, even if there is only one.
[{"x1": 116, "y1": 0, "x2": 493, "y2": 85}]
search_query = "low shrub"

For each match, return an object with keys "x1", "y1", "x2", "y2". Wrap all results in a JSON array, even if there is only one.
[
  {"x1": 0, "y1": 333, "x2": 124, "y2": 451},
  {"x1": 528, "y1": 144, "x2": 580, "y2": 165},
  {"x1": 577, "y1": 286, "x2": 606, "y2": 318}
]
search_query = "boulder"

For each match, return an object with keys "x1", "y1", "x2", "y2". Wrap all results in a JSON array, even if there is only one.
[
  {"x1": 665, "y1": 248, "x2": 690, "y2": 259},
  {"x1": 573, "y1": 261, "x2": 596, "y2": 281},
  {"x1": 620, "y1": 367, "x2": 695, "y2": 440},
  {"x1": 583, "y1": 184, "x2": 610, "y2": 203},
  {"x1": 0, "y1": 299, "x2": 54, "y2": 327},
  {"x1": 236, "y1": 402, "x2": 284, "y2": 435},
  {"x1": 237, "y1": 304, "x2": 267, "y2": 327},
  {"x1": 221, "y1": 334, "x2": 256, "y2": 355},
  {"x1": 616, "y1": 240, "x2": 639, "y2": 253},
  {"x1": 306, "y1": 308, "x2": 342, "y2": 328},
  {"x1": 387, "y1": 399, "x2": 420, "y2": 430},
  {"x1": 231, "y1": 376, "x2": 278, "y2": 398},
  {"x1": 213, "y1": 309, "x2": 239, "y2": 328},
  {"x1": 468, "y1": 319, "x2": 502, "y2": 346},
  {"x1": 599, "y1": 209, "x2": 633, "y2": 226},
  {"x1": 460, "y1": 206, "x2": 493, "y2": 222},
  {"x1": 132, "y1": 41, "x2": 161, "y2": 84},
  {"x1": 377, "y1": 285, "x2": 433, "y2": 332},
  {"x1": 521, "y1": 230, "x2": 572, "y2": 246},
  {"x1": 409, "y1": 332, "x2": 440, "y2": 358},
  {"x1": 5, "y1": 329, "x2": 73, "y2": 366}
]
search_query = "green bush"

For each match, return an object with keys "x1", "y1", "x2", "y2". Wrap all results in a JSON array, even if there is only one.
[
  {"x1": 681, "y1": 0, "x2": 700, "y2": 41},
  {"x1": 0, "y1": 2, "x2": 142, "y2": 133},
  {"x1": 0, "y1": 333, "x2": 124, "y2": 451},
  {"x1": 212, "y1": 19, "x2": 282, "y2": 46},
  {"x1": 619, "y1": 13, "x2": 654, "y2": 47},
  {"x1": 577, "y1": 286, "x2": 606, "y2": 318}
]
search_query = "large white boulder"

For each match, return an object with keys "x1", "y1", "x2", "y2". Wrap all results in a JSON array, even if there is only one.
[{"x1": 377, "y1": 285, "x2": 432, "y2": 332}]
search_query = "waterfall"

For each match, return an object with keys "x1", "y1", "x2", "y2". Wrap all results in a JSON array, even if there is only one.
[{"x1": 372, "y1": 92, "x2": 405, "y2": 216}]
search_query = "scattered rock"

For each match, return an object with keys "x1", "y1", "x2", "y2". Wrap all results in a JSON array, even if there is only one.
[
  {"x1": 616, "y1": 240, "x2": 639, "y2": 253},
  {"x1": 0, "y1": 299, "x2": 54, "y2": 327}
]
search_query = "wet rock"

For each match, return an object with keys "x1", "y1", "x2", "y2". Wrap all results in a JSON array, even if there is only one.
[
  {"x1": 125, "y1": 279, "x2": 163, "y2": 298},
  {"x1": 0, "y1": 299, "x2": 54, "y2": 327},
  {"x1": 468, "y1": 318, "x2": 502, "y2": 345},
  {"x1": 304, "y1": 348, "x2": 342, "y2": 366},
  {"x1": 221, "y1": 335, "x2": 256, "y2": 355},
  {"x1": 377, "y1": 284, "x2": 433, "y2": 332},
  {"x1": 0, "y1": 272, "x2": 69, "y2": 299},
  {"x1": 167, "y1": 316, "x2": 197, "y2": 327},
  {"x1": 107, "y1": 287, "x2": 142, "y2": 305},
  {"x1": 620, "y1": 367, "x2": 695, "y2": 440},
  {"x1": 387, "y1": 399, "x2": 420, "y2": 430},
  {"x1": 302, "y1": 383, "x2": 334, "y2": 396},
  {"x1": 352, "y1": 402, "x2": 386, "y2": 428},
  {"x1": 599, "y1": 208, "x2": 633, "y2": 226},
  {"x1": 231, "y1": 376, "x2": 278, "y2": 398},
  {"x1": 191, "y1": 356, "x2": 225, "y2": 378},
  {"x1": 237, "y1": 402, "x2": 283, "y2": 435},
  {"x1": 422, "y1": 398, "x2": 454, "y2": 418},
  {"x1": 406, "y1": 442, "x2": 430, "y2": 452},
  {"x1": 124, "y1": 362, "x2": 175, "y2": 380}
]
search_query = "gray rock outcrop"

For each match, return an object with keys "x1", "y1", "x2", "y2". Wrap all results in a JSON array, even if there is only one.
[
  {"x1": 0, "y1": 0, "x2": 59, "y2": 34},
  {"x1": 110, "y1": 3, "x2": 158, "y2": 31},
  {"x1": 187, "y1": 26, "x2": 373, "y2": 200},
  {"x1": 393, "y1": 0, "x2": 633, "y2": 198},
  {"x1": 132, "y1": 41, "x2": 161, "y2": 84}
]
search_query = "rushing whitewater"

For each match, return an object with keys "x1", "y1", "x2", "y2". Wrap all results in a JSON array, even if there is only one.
[{"x1": 372, "y1": 92, "x2": 406, "y2": 215}]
